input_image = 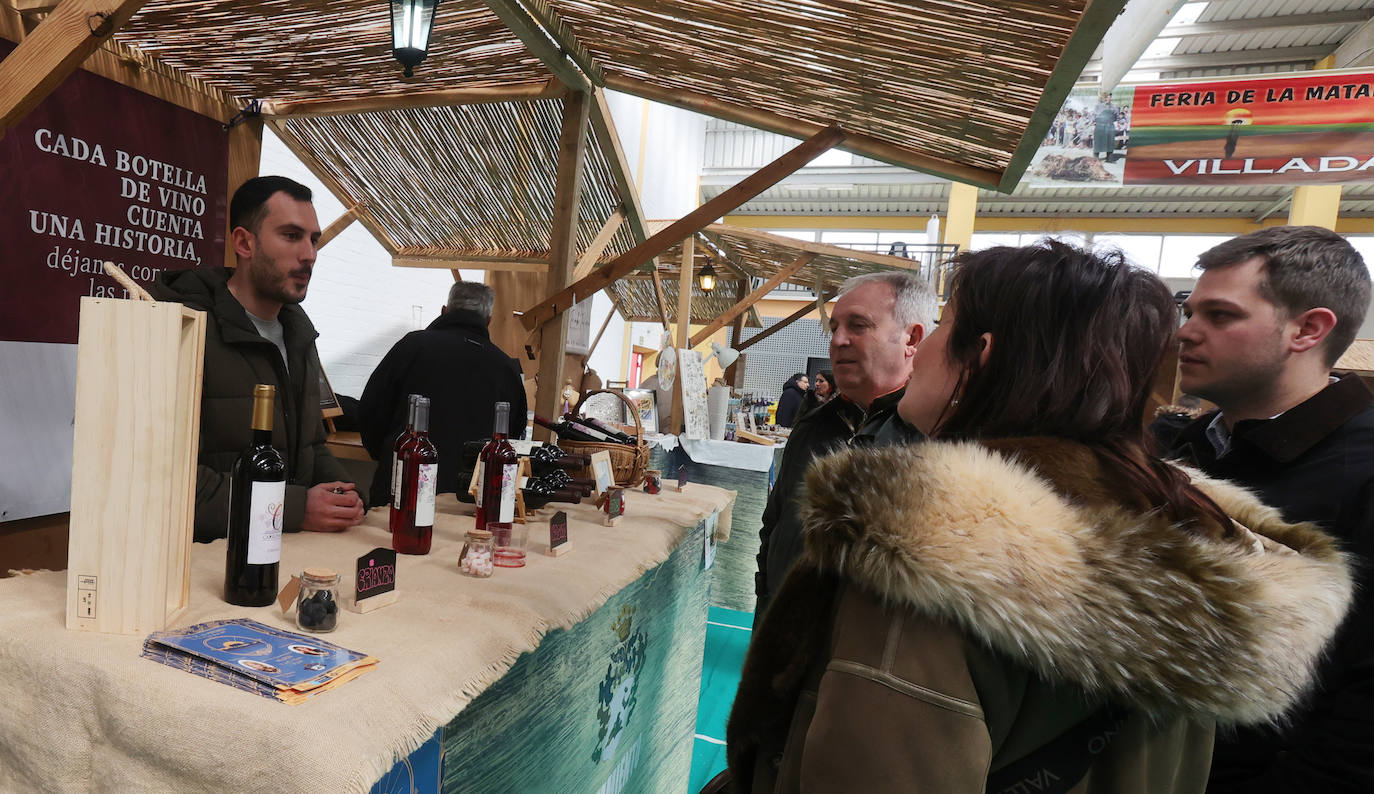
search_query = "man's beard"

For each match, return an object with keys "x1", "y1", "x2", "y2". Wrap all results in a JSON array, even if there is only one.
[{"x1": 248, "y1": 250, "x2": 309, "y2": 306}]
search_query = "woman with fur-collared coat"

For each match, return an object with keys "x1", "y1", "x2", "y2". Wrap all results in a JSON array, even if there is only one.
[{"x1": 725, "y1": 241, "x2": 1353, "y2": 794}]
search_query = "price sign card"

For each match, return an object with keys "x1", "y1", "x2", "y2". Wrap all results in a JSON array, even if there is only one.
[
  {"x1": 548, "y1": 510, "x2": 570, "y2": 556},
  {"x1": 352, "y1": 547, "x2": 398, "y2": 613}
]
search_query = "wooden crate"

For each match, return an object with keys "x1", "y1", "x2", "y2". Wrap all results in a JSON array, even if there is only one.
[{"x1": 66, "y1": 297, "x2": 205, "y2": 634}]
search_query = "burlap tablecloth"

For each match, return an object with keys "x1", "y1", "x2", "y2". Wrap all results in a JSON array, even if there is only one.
[{"x1": 0, "y1": 485, "x2": 734, "y2": 793}]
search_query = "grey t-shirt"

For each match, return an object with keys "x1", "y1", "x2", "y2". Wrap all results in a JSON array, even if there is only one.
[{"x1": 245, "y1": 309, "x2": 289, "y2": 375}]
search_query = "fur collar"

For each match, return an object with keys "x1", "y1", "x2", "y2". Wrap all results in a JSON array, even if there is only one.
[{"x1": 801, "y1": 437, "x2": 1352, "y2": 725}]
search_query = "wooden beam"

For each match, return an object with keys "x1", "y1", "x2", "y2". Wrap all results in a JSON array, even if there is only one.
[
  {"x1": 689, "y1": 252, "x2": 815, "y2": 348},
  {"x1": 650, "y1": 268, "x2": 671, "y2": 330},
  {"x1": 261, "y1": 80, "x2": 566, "y2": 118},
  {"x1": 316, "y1": 206, "x2": 360, "y2": 250},
  {"x1": 572, "y1": 208, "x2": 625, "y2": 281},
  {"x1": 738, "y1": 290, "x2": 838, "y2": 352},
  {"x1": 0, "y1": 0, "x2": 150, "y2": 133},
  {"x1": 478, "y1": 0, "x2": 590, "y2": 92},
  {"x1": 600, "y1": 74, "x2": 1001, "y2": 191},
  {"x1": 534, "y1": 90, "x2": 590, "y2": 439},
  {"x1": 3, "y1": 0, "x2": 60, "y2": 13},
  {"x1": 451, "y1": 270, "x2": 463, "y2": 281},
  {"x1": 518, "y1": 124, "x2": 845, "y2": 330},
  {"x1": 393, "y1": 255, "x2": 548, "y2": 272}
]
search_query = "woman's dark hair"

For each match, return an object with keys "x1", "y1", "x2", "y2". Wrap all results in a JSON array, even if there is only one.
[
  {"x1": 937, "y1": 240, "x2": 1234, "y2": 536},
  {"x1": 816, "y1": 370, "x2": 834, "y2": 390}
]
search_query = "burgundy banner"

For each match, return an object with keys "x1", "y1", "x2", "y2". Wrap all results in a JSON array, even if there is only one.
[{"x1": 0, "y1": 39, "x2": 228, "y2": 344}]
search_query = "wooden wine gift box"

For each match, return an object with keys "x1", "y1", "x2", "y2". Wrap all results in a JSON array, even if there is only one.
[{"x1": 66, "y1": 295, "x2": 207, "y2": 634}]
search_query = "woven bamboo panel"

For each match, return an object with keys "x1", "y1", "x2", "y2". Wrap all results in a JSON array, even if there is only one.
[
  {"x1": 113, "y1": 0, "x2": 549, "y2": 105},
  {"x1": 542, "y1": 0, "x2": 1086, "y2": 173},
  {"x1": 606, "y1": 224, "x2": 920, "y2": 324},
  {"x1": 278, "y1": 98, "x2": 637, "y2": 259}
]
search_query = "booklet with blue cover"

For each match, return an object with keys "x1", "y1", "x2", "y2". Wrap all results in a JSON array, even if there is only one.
[{"x1": 142, "y1": 618, "x2": 378, "y2": 704}]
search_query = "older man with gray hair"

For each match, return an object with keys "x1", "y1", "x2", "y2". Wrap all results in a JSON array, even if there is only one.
[
  {"x1": 754, "y1": 269, "x2": 936, "y2": 618},
  {"x1": 359, "y1": 281, "x2": 526, "y2": 505}
]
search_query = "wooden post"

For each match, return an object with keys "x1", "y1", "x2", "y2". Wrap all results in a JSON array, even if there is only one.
[
  {"x1": 671, "y1": 235, "x2": 695, "y2": 435},
  {"x1": 533, "y1": 90, "x2": 590, "y2": 440},
  {"x1": 0, "y1": 0, "x2": 151, "y2": 133},
  {"x1": 572, "y1": 209, "x2": 625, "y2": 281},
  {"x1": 738, "y1": 291, "x2": 838, "y2": 352},
  {"x1": 224, "y1": 116, "x2": 263, "y2": 267},
  {"x1": 689, "y1": 252, "x2": 815, "y2": 347},
  {"x1": 518, "y1": 124, "x2": 846, "y2": 330}
]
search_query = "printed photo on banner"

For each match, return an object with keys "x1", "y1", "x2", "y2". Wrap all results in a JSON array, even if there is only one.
[
  {"x1": 1026, "y1": 84, "x2": 1133, "y2": 187},
  {"x1": 1027, "y1": 71, "x2": 1374, "y2": 188}
]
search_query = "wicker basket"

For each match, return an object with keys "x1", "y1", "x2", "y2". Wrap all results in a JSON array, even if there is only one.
[{"x1": 557, "y1": 389, "x2": 649, "y2": 489}]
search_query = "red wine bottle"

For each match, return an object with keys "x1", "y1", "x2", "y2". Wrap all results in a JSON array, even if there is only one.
[
  {"x1": 225, "y1": 384, "x2": 287, "y2": 606},
  {"x1": 388, "y1": 395, "x2": 420, "y2": 534},
  {"x1": 478, "y1": 402, "x2": 520, "y2": 563},
  {"x1": 394, "y1": 397, "x2": 438, "y2": 555},
  {"x1": 572, "y1": 414, "x2": 637, "y2": 444}
]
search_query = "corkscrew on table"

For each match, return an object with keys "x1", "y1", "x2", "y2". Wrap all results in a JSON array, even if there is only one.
[{"x1": 101, "y1": 260, "x2": 155, "y2": 302}]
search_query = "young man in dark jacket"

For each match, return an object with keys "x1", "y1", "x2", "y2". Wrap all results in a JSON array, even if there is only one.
[
  {"x1": 357, "y1": 281, "x2": 527, "y2": 505},
  {"x1": 754, "y1": 271, "x2": 934, "y2": 618},
  {"x1": 1168, "y1": 226, "x2": 1374, "y2": 793},
  {"x1": 151, "y1": 175, "x2": 364, "y2": 543}
]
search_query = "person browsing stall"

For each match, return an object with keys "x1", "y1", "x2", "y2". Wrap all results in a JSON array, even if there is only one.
[
  {"x1": 728, "y1": 240, "x2": 1352, "y2": 793},
  {"x1": 1168, "y1": 226, "x2": 1374, "y2": 793},
  {"x1": 358, "y1": 281, "x2": 526, "y2": 505},
  {"x1": 754, "y1": 271, "x2": 933, "y2": 618},
  {"x1": 151, "y1": 175, "x2": 365, "y2": 542}
]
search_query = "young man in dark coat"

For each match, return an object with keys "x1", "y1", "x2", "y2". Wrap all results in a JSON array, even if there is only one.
[
  {"x1": 151, "y1": 176, "x2": 365, "y2": 543},
  {"x1": 358, "y1": 281, "x2": 526, "y2": 506},
  {"x1": 753, "y1": 271, "x2": 934, "y2": 618},
  {"x1": 1168, "y1": 225, "x2": 1374, "y2": 793}
]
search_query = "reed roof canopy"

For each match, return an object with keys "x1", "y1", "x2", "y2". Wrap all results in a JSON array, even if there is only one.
[{"x1": 4, "y1": 0, "x2": 1124, "y2": 290}]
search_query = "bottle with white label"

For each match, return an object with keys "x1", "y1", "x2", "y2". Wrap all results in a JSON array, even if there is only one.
[
  {"x1": 478, "y1": 401, "x2": 523, "y2": 566},
  {"x1": 388, "y1": 394, "x2": 421, "y2": 534},
  {"x1": 395, "y1": 396, "x2": 438, "y2": 555},
  {"x1": 224, "y1": 384, "x2": 287, "y2": 606}
]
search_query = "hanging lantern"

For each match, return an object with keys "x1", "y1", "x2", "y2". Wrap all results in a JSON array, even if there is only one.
[
  {"x1": 391, "y1": 0, "x2": 439, "y2": 78},
  {"x1": 697, "y1": 260, "x2": 718, "y2": 293}
]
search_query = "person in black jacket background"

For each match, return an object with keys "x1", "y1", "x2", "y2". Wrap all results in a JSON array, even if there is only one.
[
  {"x1": 358, "y1": 282, "x2": 526, "y2": 506},
  {"x1": 774, "y1": 373, "x2": 808, "y2": 427},
  {"x1": 1167, "y1": 226, "x2": 1374, "y2": 793}
]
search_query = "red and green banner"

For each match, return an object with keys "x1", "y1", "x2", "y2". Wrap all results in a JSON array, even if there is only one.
[{"x1": 1026, "y1": 71, "x2": 1374, "y2": 188}]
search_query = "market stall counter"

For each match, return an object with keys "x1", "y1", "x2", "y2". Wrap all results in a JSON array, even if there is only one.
[
  {"x1": 648, "y1": 435, "x2": 783, "y2": 613},
  {"x1": 0, "y1": 485, "x2": 734, "y2": 793}
]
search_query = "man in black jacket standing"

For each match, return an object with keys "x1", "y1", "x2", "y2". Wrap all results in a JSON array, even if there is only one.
[
  {"x1": 358, "y1": 281, "x2": 526, "y2": 506},
  {"x1": 754, "y1": 271, "x2": 934, "y2": 618},
  {"x1": 1168, "y1": 226, "x2": 1374, "y2": 793}
]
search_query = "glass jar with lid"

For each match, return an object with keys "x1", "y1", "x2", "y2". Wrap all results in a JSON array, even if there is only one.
[
  {"x1": 460, "y1": 529, "x2": 495, "y2": 577},
  {"x1": 296, "y1": 567, "x2": 340, "y2": 633}
]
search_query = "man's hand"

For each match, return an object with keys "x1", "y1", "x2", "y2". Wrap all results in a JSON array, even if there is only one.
[{"x1": 302, "y1": 482, "x2": 365, "y2": 533}]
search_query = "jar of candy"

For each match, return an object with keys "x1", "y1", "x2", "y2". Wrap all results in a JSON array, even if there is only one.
[
  {"x1": 460, "y1": 528, "x2": 495, "y2": 577},
  {"x1": 643, "y1": 469, "x2": 662, "y2": 494},
  {"x1": 297, "y1": 567, "x2": 340, "y2": 633}
]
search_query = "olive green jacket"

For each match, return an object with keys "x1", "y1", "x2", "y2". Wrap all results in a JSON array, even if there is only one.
[
  {"x1": 728, "y1": 438, "x2": 1352, "y2": 793},
  {"x1": 151, "y1": 267, "x2": 352, "y2": 542}
]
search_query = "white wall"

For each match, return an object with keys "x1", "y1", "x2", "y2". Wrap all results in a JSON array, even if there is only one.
[{"x1": 259, "y1": 129, "x2": 484, "y2": 400}]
